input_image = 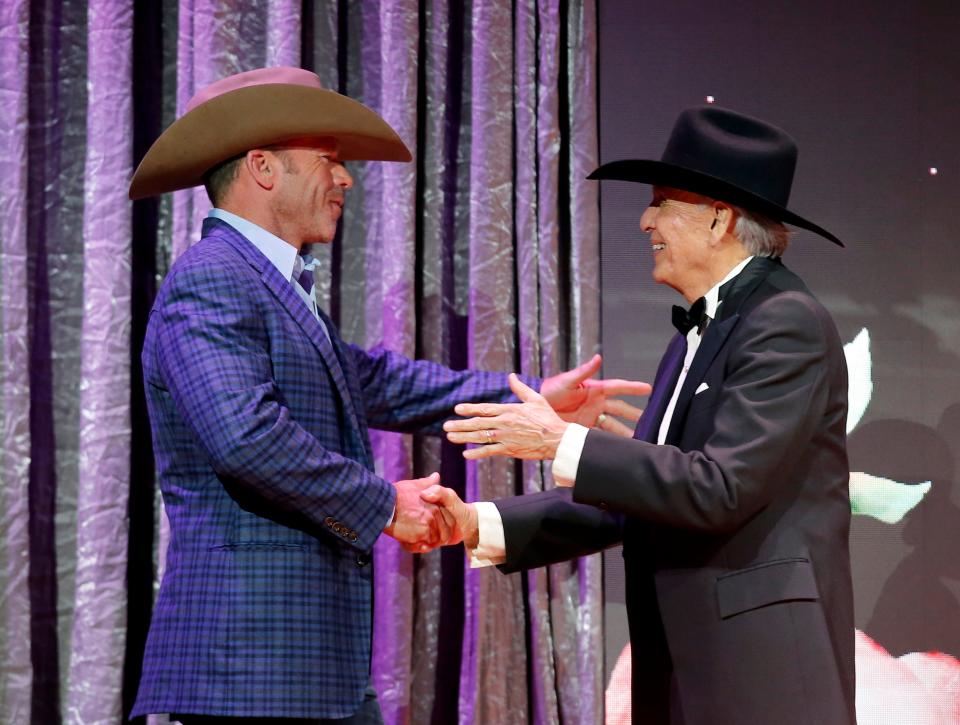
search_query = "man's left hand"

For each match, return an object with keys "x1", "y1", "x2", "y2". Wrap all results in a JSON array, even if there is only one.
[
  {"x1": 444, "y1": 374, "x2": 571, "y2": 460},
  {"x1": 540, "y1": 354, "x2": 650, "y2": 436}
]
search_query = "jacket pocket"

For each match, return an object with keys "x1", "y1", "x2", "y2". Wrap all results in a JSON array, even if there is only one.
[
  {"x1": 209, "y1": 542, "x2": 310, "y2": 552},
  {"x1": 716, "y1": 557, "x2": 819, "y2": 619}
]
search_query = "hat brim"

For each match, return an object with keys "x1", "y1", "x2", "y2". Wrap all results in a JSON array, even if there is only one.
[
  {"x1": 588, "y1": 159, "x2": 843, "y2": 247},
  {"x1": 129, "y1": 84, "x2": 412, "y2": 200}
]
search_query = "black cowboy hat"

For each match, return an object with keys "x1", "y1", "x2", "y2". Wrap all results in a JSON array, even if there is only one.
[{"x1": 588, "y1": 106, "x2": 843, "y2": 246}]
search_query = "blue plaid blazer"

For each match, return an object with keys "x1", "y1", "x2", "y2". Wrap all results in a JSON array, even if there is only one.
[{"x1": 133, "y1": 219, "x2": 522, "y2": 719}]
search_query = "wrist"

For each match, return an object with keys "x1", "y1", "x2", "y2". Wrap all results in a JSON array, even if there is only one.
[
  {"x1": 383, "y1": 484, "x2": 399, "y2": 532},
  {"x1": 464, "y1": 504, "x2": 480, "y2": 549},
  {"x1": 548, "y1": 423, "x2": 570, "y2": 458}
]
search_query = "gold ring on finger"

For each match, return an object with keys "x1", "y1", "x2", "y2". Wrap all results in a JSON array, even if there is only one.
[{"x1": 596, "y1": 413, "x2": 607, "y2": 427}]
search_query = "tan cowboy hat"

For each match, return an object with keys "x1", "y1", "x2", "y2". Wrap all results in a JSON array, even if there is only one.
[{"x1": 129, "y1": 67, "x2": 412, "y2": 200}]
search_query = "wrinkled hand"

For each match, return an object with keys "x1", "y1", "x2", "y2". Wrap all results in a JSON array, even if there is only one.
[
  {"x1": 419, "y1": 485, "x2": 479, "y2": 549},
  {"x1": 444, "y1": 374, "x2": 568, "y2": 460},
  {"x1": 540, "y1": 354, "x2": 650, "y2": 437},
  {"x1": 384, "y1": 473, "x2": 453, "y2": 553}
]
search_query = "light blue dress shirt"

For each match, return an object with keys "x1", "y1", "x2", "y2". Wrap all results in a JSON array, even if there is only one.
[{"x1": 208, "y1": 208, "x2": 328, "y2": 336}]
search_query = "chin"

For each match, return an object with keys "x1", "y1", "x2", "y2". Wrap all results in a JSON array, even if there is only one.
[{"x1": 306, "y1": 228, "x2": 337, "y2": 246}]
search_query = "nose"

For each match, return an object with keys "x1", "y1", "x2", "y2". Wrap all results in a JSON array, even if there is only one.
[
  {"x1": 639, "y1": 205, "x2": 657, "y2": 232},
  {"x1": 334, "y1": 163, "x2": 353, "y2": 190}
]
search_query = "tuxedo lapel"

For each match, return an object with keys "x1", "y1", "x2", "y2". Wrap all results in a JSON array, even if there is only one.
[
  {"x1": 665, "y1": 314, "x2": 738, "y2": 443},
  {"x1": 665, "y1": 256, "x2": 779, "y2": 444},
  {"x1": 715, "y1": 256, "x2": 781, "y2": 324}
]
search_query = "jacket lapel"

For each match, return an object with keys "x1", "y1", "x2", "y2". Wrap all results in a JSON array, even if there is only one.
[
  {"x1": 665, "y1": 257, "x2": 780, "y2": 444},
  {"x1": 316, "y1": 307, "x2": 375, "y2": 466},
  {"x1": 209, "y1": 221, "x2": 364, "y2": 433}
]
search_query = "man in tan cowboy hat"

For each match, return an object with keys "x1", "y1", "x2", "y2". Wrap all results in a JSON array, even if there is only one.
[
  {"x1": 129, "y1": 67, "x2": 647, "y2": 723},
  {"x1": 426, "y1": 106, "x2": 856, "y2": 724}
]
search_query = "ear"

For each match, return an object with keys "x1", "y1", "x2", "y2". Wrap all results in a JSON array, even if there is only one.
[
  {"x1": 243, "y1": 149, "x2": 277, "y2": 191},
  {"x1": 708, "y1": 203, "x2": 735, "y2": 244}
]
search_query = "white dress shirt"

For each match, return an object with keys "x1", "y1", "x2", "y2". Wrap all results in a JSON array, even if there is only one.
[{"x1": 470, "y1": 256, "x2": 754, "y2": 567}]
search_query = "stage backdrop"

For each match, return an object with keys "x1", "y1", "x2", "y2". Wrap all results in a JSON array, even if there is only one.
[
  {"x1": 596, "y1": 0, "x2": 960, "y2": 723},
  {"x1": 0, "y1": 1, "x2": 603, "y2": 724}
]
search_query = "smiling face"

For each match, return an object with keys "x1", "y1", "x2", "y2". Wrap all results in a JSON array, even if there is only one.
[
  {"x1": 270, "y1": 137, "x2": 353, "y2": 246},
  {"x1": 640, "y1": 186, "x2": 726, "y2": 302}
]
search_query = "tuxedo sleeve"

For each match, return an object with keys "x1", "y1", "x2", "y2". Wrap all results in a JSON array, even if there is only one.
[
  {"x1": 346, "y1": 343, "x2": 540, "y2": 435},
  {"x1": 573, "y1": 291, "x2": 842, "y2": 533},
  {"x1": 494, "y1": 488, "x2": 624, "y2": 573},
  {"x1": 153, "y1": 261, "x2": 394, "y2": 551}
]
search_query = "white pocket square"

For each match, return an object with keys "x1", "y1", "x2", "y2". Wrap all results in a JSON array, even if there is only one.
[{"x1": 695, "y1": 382, "x2": 709, "y2": 395}]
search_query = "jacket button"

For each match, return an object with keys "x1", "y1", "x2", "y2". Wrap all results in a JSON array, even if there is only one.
[
  {"x1": 348, "y1": 532, "x2": 358, "y2": 542},
  {"x1": 356, "y1": 552, "x2": 371, "y2": 567},
  {"x1": 324, "y1": 516, "x2": 335, "y2": 527}
]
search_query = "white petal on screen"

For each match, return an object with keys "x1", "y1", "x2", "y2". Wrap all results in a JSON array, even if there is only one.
[
  {"x1": 844, "y1": 328, "x2": 873, "y2": 433},
  {"x1": 849, "y1": 471, "x2": 931, "y2": 524}
]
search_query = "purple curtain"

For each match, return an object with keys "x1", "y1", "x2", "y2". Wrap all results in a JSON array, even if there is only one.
[
  {"x1": 70, "y1": 2, "x2": 134, "y2": 723},
  {"x1": 0, "y1": 1, "x2": 601, "y2": 723},
  {"x1": 0, "y1": 1, "x2": 34, "y2": 722}
]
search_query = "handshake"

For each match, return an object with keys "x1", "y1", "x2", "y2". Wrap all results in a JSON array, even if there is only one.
[
  {"x1": 383, "y1": 473, "x2": 479, "y2": 553},
  {"x1": 379, "y1": 354, "x2": 650, "y2": 554}
]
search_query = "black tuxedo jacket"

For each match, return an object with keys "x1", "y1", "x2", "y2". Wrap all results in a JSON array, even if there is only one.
[{"x1": 495, "y1": 258, "x2": 855, "y2": 725}]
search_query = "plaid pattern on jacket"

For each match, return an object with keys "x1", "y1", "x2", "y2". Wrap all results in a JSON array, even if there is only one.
[{"x1": 132, "y1": 219, "x2": 523, "y2": 719}]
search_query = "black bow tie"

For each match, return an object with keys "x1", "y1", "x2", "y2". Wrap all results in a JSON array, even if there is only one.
[
  {"x1": 671, "y1": 274, "x2": 742, "y2": 336},
  {"x1": 672, "y1": 296, "x2": 708, "y2": 336}
]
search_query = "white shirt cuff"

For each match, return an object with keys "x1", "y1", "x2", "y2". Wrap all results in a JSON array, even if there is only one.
[
  {"x1": 468, "y1": 501, "x2": 507, "y2": 568},
  {"x1": 551, "y1": 423, "x2": 589, "y2": 486}
]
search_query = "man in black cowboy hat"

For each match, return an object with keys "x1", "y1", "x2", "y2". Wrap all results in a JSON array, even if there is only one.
[{"x1": 426, "y1": 106, "x2": 855, "y2": 724}]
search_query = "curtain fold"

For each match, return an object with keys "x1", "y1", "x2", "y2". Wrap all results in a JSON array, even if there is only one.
[
  {"x1": 461, "y1": 2, "x2": 531, "y2": 722},
  {"x1": 565, "y1": 6, "x2": 603, "y2": 720},
  {"x1": 369, "y1": 3, "x2": 421, "y2": 721},
  {"x1": 67, "y1": 3, "x2": 134, "y2": 722},
  {"x1": 1, "y1": 3, "x2": 602, "y2": 722},
  {"x1": 0, "y1": 1, "x2": 34, "y2": 722}
]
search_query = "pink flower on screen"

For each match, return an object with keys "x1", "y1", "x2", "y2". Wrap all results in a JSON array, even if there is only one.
[{"x1": 604, "y1": 633, "x2": 960, "y2": 724}]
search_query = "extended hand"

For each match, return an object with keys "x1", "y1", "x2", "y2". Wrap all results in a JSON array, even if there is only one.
[
  {"x1": 384, "y1": 473, "x2": 453, "y2": 553},
  {"x1": 419, "y1": 485, "x2": 479, "y2": 549},
  {"x1": 444, "y1": 374, "x2": 568, "y2": 460},
  {"x1": 540, "y1": 354, "x2": 650, "y2": 436}
]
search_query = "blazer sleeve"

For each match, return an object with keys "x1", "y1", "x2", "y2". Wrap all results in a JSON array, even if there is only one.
[
  {"x1": 493, "y1": 488, "x2": 624, "y2": 573},
  {"x1": 346, "y1": 343, "x2": 541, "y2": 435},
  {"x1": 573, "y1": 291, "x2": 843, "y2": 533},
  {"x1": 152, "y1": 261, "x2": 394, "y2": 552}
]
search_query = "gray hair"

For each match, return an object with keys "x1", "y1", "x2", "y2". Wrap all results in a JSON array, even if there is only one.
[{"x1": 730, "y1": 204, "x2": 790, "y2": 258}]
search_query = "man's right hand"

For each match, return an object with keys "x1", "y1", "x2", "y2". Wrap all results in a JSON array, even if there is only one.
[
  {"x1": 384, "y1": 473, "x2": 453, "y2": 553},
  {"x1": 418, "y1": 485, "x2": 479, "y2": 549}
]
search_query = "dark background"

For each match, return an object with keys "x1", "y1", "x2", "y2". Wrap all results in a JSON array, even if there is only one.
[{"x1": 596, "y1": 0, "x2": 960, "y2": 678}]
